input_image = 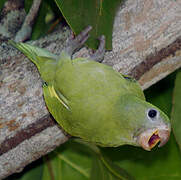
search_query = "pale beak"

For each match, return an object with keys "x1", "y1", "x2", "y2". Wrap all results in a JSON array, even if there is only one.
[{"x1": 137, "y1": 126, "x2": 170, "y2": 151}]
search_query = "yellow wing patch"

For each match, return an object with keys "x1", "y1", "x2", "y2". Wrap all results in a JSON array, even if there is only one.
[{"x1": 48, "y1": 85, "x2": 70, "y2": 110}]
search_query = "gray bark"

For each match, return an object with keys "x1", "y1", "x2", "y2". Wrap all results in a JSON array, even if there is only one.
[{"x1": 0, "y1": 0, "x2": 181, "y2": 179}]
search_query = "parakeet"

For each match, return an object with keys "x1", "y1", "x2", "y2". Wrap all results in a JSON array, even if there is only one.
[{"x1": 10, "y1": 26, "x2": 170, "y2": 151}]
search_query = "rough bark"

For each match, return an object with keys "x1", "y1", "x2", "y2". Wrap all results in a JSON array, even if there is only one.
[{"x1": 0, "y1": 0, "x2": 180, "y2": 179}]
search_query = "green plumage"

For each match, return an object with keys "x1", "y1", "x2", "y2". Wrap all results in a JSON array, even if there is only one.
[{"x1": 9, "y1": 30, "x2": 170, "y2": 150}]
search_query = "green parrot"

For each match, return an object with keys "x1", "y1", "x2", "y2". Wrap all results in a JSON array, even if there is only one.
[{"x1": 10, "y1": 26, "x2": 170, "y2": 151}]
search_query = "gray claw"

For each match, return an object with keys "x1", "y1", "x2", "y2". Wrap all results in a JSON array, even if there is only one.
[
  {"x1": 65, "y1": 26, "x2": 92, "y2": 57},
  {"x1": 90, "y1": 35, "x2": 106, "y2": 63}
]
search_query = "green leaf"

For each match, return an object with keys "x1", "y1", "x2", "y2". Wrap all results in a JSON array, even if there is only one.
[
  {"x1": 24, "y1": 0, "x2": 57, "y2": 40},
  {"x1": 54, "y1": 0, "x2": 123, "y2": 50},
  {"x1": 0, "y1": 0, "x2": 6, "y2": 11},
  {"x1": 171, "y1": 70, "x2": 181, "y2": 151},
  {"x1": 90, "y1": 153, "x2": 135, "y2": 180},
  {"x1": 73, "y1": 140, "x2": 134, "y2": 180},
  {"x1": 24, "y1": 0, "x2": 33, "y2": 13},
  {"x1": 42, "y1": 140, "x2": 92, "y2": 180},
  {"x1": 31, "y1": 2, "x2": 52, "y2": 40},
  {"x1": 91, "y1": 156, "x2": 119, "y2": 180},
  {"x1": 42, "y1": 140, "x2": 133, "y2": 180}
]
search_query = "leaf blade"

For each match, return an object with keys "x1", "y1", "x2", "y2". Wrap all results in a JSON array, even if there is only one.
[
  {"x1": 54, "y1": 0, "x2": 122, "y2": 49},
  {"x1": 171, "y1": 70, "x2": 181, "y2": 150}
]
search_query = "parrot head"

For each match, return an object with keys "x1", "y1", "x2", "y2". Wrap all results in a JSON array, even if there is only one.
[
  {"x1": 136, "y1": 107, "x2": 170, "y2": 151},
  {"x1": 115, "y1": 94, "x2": 171, "y2": 151}
]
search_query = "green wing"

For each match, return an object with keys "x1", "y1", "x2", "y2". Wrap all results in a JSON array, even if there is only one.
[{"x1": 43, "y1": 83, "x2": 70, "y2": 128}]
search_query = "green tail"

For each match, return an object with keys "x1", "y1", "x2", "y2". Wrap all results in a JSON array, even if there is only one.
[{"x1": 9, "y1": 40, "x2": 58, "y2": 70}]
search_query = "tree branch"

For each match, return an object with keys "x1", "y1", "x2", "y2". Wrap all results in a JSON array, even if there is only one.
[
  {"x1": 0, "y1": 0, "x2": 181, "y2": 178},
  {"x1": 14, "y1": 0, "x2": 42, "y2": 42}
]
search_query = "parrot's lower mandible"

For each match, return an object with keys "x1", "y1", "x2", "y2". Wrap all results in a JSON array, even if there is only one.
[{"x1": 10, "y1": 26, "x2": 171, "y2": 151}]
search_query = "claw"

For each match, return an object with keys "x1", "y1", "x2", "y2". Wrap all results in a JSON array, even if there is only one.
[
  {"x1": 65, "y1": 26, "x2": 92, "y2": 57},
  {"x1": 90, "y1": 35, "x2": 106, "y2": 62}
]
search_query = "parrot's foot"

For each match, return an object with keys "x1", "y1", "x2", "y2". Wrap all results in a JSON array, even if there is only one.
[
  {"x1": 65, "y1": 26, "x2": 92, "y2": 56},
  {"x1": 90, "y1": 35, "x2": 105, "y2": 63}
]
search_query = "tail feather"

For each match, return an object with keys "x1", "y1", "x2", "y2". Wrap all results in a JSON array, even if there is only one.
[{"x1": 9, "y1": 40, "x2": 58, "y2": 68}]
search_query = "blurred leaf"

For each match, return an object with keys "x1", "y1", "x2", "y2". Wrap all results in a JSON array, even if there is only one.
[
  {"x1": 24, "y1": 0, "x2": 33, "y2": 13},
  {"x1": 42, "y1": 155, "x2": 61, "y2": 180},
  {"x1": 76, "y1": 140, "x2": 134, "y2": 180},
  {"x1": 91, "y1": 156, "x2": 109, "y2": 180},
  {"x1": 91, "y1": 156, "x2": 122, "y2": 180},
  {"x1": 171, "y1": 70, "x2": 181, "y2": 151},
  {"x1": 102, "y1": 72, "x2": 181, "y2": 180},
  {"x1": 31, "y1": 2, "x2": 51, "y2": 40},
  {"x1": 54, "y1": 0, "x2": 123, "y2": 50},
  {"x1": 24, "y1": 0, "x2": 58, "y2": 40},
  {"x1": 6, "y1": 159, "x2": 43, "y2": 180},
  {"x1": 91, "y1": 153, "x2": 135, "y2": 180},
  {"x1": 42, "y1": 140, "x2": 133, "y2": 180},
  {"x1": 0, "y1": 0, "x2": 6, "y2": 11},
  {"x1": 42, "y1": 140, "x2": 91, "y2": 180}
]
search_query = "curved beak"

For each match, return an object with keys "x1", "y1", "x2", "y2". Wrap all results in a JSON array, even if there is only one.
[{"x1": 137, "y1": 125, "x2": 170, "y2": 151}]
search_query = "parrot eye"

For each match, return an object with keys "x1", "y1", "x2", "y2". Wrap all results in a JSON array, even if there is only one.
[
  {"x1": 147, "y1": 109, "x2": 157, "y2": 119},
  {"x1": 123, "y1": 75, "x2": 136, "y2": 82}
]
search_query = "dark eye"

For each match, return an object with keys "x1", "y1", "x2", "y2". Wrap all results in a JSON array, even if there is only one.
[
  {"x1": 148, "y1": 109, "x2": 157, "y2": 119},
  {"x1": 43, "y1": 81, "x2": 48, "y2": 87},
  {"x1": 123, "y1": 75, "x2": 136, "y2": 82}
]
